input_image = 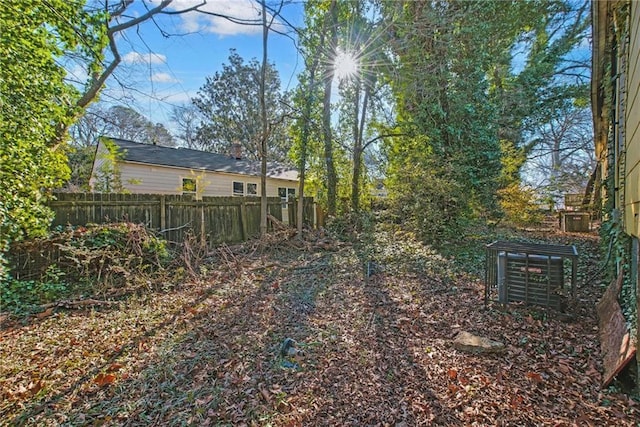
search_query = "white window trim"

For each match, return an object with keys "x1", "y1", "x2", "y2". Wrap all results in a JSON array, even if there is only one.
[
  {"x1": 182, "y1": 177, "x2": 197, "y2": 195},
  {"x1": 232, "y1": 181, "x2": 244, "y2": 196}
]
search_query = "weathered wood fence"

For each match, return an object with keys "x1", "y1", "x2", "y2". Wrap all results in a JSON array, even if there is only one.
[{"x1": 50, "y1": 193, "x2": 315, "y2": 245}]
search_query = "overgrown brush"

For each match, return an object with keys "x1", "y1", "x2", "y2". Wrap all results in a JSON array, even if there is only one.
[{"x1": 3, "y1": 223, "x2": 172, "y2": 313}]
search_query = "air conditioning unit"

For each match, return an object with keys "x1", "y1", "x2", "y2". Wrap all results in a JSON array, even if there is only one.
[
  {"x1": 485, "y1": 241, "x2": 578, "y2": 310},
  {"x1": 497, "y1": 252, "x2": 563, "y2": 308},
  {"x1": 560, "y1": 212, "x2": 591, "y2": 232}
]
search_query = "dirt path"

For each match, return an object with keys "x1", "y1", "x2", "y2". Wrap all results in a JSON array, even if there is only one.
[{"x1": 1, "y1": 229, "x2": 637, "y2": 425}]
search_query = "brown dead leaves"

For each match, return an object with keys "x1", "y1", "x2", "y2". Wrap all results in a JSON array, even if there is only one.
[{"x1": 0, "y1": 229, "x2": 638, "y2": 425}]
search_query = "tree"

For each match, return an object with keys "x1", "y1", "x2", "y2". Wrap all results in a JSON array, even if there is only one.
[
  {"x1": 65, "y1": 145, "x2": 98, "y2": 191},
  {"x1": 293, "y1": 0, "x2": 391, "y2": 217},
  {"x1": 67, "y1": 105, "x2": 111, "y2": 190},
  {"x1": 96, "y1": 105, "x2": 174, "y2": 146},
  {"x1": 524, "y1": 106, "x2": 595, "y2": 205},
  {"x1": 321, "y1": 0, "x2": 339, "y2": 216},
  {"x1": 259, "y1": 0, "x2": 270, "y2": 236},
  {"x1": 381, "y1": 0, "x2": 591, "y2": 242},
  {"x1": 147, "y1": 123, "x2": 176, "y2": 147},
  {"x1": 0, "y1": 0, "x2": 107, "y2": 281},
  {"x1": 288, "y1": 0, "x2": 342, "y2": 218},
  {"x1": 69, "y1": 104, "x2": 111, "y2": 149},
  {"x1": 332, "y1": 0, "x2": 396, "y2": 213},
  {"x1": 57, "y1": 1, "x2": 206, "y2": 145},
  {"x1": 171, "y1": 104, "x2": 202, "y2": 149},
  {"x1": 106, "y1": 106, "x2": 155, "y2": 143},
  {"x1": 71, "y1": 104, "x2": 175, "y2": 147},
  {"x1": 192, "y1": 50, "x2": 290, "y2": 161},
  {"x1": 383, "y1": 0, "x2": 505, "y2": 240},
  {"x1": 290, "y1": 16, "x2": 325, "y2": 235}
]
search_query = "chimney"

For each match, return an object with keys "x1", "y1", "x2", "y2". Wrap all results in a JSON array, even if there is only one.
[{"x1": 231, "y1": 142, "x2": 242, "y2": 159}]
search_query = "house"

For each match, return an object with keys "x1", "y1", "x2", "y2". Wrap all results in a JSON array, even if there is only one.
[
  {"x1": 90, "y1": 137, "x2": 299, "y2": 216},
  {"x1": 592, "y1": 0, "x2": 640, "y2": 238},
  {"x1": 591, "y1": 0, "x2": 639, "y2": 385}
]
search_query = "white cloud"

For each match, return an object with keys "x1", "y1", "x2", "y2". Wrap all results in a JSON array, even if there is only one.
[
  {"x1": 151, "y1": 72, "x2": 180, "y2": 83},
  {"x1": 170, "y1": 0, "x2": 274, "y2": 36},
  {"x1": 65, "y1": 63, "x2": 89, "y2": 86},
  {"x1": 122, "y1": 51, "x2": 167, "y2": 64}
]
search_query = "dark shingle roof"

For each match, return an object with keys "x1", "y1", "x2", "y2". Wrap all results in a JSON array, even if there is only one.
[{"x1": 105, "y1": 137, "x2": 297, "y2": 181}]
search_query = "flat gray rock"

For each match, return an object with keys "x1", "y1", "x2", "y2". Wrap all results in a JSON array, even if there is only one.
[{"x1": 453, "y1": 331, "x2": 505, "y2": 354}]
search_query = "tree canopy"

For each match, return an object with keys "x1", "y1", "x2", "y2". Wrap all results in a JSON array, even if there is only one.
[
  {"x1": 192, "y1": 49, "x2": 291, "y2": 162},
  {"x1": 65, "y1": 105, "x2": 176, "y2": 190},
  {"x1": 377, "y1": 0, "x2": 590, "y2": 239},
  {"x1": 0, "y1": 0, "x2": 106, "y2": 280}
]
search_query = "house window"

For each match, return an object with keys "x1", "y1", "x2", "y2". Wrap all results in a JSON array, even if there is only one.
[
  {"x1": 279, "y1": 187, "x2": 296, "y2": 208},
  {"x1": 182, "y1": 178, "x2": 196, "y2": 195},
  {"x1": 279, "y1": 187, "x2": 287, "y2": 207},
  {"x1": 247, "y1": 183, "x2": 257, "y2": 196},
  {"x1": 233, "y1": 181, "x2": 244, "y2": 196}
]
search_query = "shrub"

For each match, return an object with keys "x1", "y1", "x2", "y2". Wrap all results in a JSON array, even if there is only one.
[
  {"x1": 388, "y1": 169, "x2": 471, "y2": 245},
  {"x1": 7, "y1": 222, "x2": 172, "y2": 301},
  {"x1": 497, "y1": 183, "x2": 544, "y2": 228},
  {"x1": 0, "y1": 266, "x2": 70, "y2": 314}
]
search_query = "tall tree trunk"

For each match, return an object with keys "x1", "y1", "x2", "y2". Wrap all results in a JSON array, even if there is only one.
[
  {"x1": 297, "y1": 47, "x2": 322, "y2": 237},
  {"x1": 259, "y1": 0, "x2": 269, "y2": 236},
  {"x1": 351, "y1": 81, "x2": 371, "y2": 213},
  {"x1": 323, "y1": 0, "x2": 338, "y2": 216}
]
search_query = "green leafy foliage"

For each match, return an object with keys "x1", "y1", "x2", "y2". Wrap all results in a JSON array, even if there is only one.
[
  {"x1": 0, "y1": 0, "x2": 107, "y2": 282},
  {"x1": 382, "y1": 2, "x2": 506, "y2": 242},
  {"x1": 497, "y1": 184, "x2": 544, "y2": 228},
  {"x1": 380, "y1": 0, "x2": 590, "y2": 244},
  {"x1": 192, "y1": 49, "x2": 290, "y2": 161},
  {"x1": 64, "y1": 144, "x2": 97, "y2": 191},
  {"x1": 600, "y1": 215, "x2": 636, "y2": 338},
  {"x1": 0, "y1": 266, "x2": 70, "y2": 315},
  {"x1": 385, "y1": 140, "x2": 472, "y2": 243}
]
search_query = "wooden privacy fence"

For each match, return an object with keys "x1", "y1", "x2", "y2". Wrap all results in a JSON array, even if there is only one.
[{"x1": 50, "y1": 193, "x2": 315, "y2": 245}]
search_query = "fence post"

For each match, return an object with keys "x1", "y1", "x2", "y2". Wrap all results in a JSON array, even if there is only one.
[
  {"x1": 240, "y1": 200, "x2": 248, "y2": 240},
  {"x1": 160, "y1": 195, "x2": 166, "y2": 231},
  {"x1": 200, "y1": 203, "x2": 206, "y2": 245}
]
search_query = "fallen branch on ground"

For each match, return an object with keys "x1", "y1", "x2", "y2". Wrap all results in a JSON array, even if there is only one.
[
  {"x1": 267, "y1": 214, "x2": 288, "y2": 231},
  {"x1": 40, "y1": 299, "x2": 117, "y2": 310}
]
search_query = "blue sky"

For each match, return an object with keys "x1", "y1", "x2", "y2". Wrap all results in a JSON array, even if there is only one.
[{"x1": 97, "y1": 0, "x2": 306, "y2": 129}]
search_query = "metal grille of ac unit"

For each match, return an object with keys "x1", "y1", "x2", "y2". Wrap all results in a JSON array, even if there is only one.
[{"x1": 485, "y1": 241, "x2": 578, "y2": 310}]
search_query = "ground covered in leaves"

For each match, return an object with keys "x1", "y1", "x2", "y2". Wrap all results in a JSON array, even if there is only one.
[{"x1": 1, "y1": 224, "x2": 638, "y2": 426}]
